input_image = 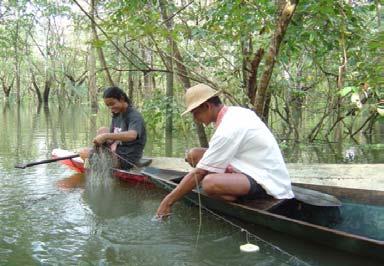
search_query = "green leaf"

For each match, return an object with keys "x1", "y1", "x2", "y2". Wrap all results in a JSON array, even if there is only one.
[
  {"x1": 339, "y1": 86, "x2": 358, "y2": 97},
  {"x1": 91, "y1": 39, "x2": 106, "y2": 48}
]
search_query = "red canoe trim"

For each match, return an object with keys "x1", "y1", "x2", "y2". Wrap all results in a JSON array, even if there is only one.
[{"x1": 53, "y1": 150, "x2": 150, "y2": 184}]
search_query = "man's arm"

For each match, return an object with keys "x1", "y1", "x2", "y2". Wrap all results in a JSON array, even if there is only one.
[
  {"x1": 93, "y1": 130, "x2": 137, "y2": 145},
  {"x1": 156, "y1": 167, "x2": 207, "y2": 217}
]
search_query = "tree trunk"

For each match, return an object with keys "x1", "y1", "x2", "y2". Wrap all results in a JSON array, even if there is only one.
[
  {"x1": 262, "y1": 91, "x2": 272, "y2": 125},
  {"x1": 141, "y1": 45, "x2": 152, "y2": 93},
  {"x1": 128, "y1": 67, "x2": 134, "y2": 101},
  {"x1": 116, "y1": 39, "x2": 122, "y2": 85},
  {"x1": 241, "y1": 36, "x2": 264, "y2": 106},
  {"x1": 376, "y1": 0, "x2": 381, "y2": 27},
  {"x1": 13, "y1": 14, "x2": 21, "y2": 104},
  {"x1": 90, "y1": 0, "x2": 114, "y2": 87},
  {"x1": 1, "y1": 76, "x2": 13, "y2": 98},
  {"x1": 159, "y1": 0, "x2": 208, "y2": 147},
  {"x1": 43, "y1": 76, "x2": 52, "y2": 105},
  {"x1": 31, "y1": 72, "x2": 42, "y2": 104},
  {"x1": 15, "y1": 64, "x2": 21, "y2": 104},
  {"x1": 88, "y1": 46, "x2": 98, "y2": 112},
  {"x1": 328, "y1": 3, "x2": 348, "y2": 141},
  {"x1": 255, "y1": 0, "x2": 299, "y2": 120},
  {"x1": 164, "y1": 68, "x2": 174, "y2": 156},
  {"x1": 159, "y1": 0, "x2": 174, "y2": 156},
  {"x1": 89, "y1": 0, "x2": 98, "y2": 112}
]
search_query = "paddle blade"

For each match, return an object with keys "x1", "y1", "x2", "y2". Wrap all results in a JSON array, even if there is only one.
[
  {"x1": 14, "y1": 164, "x2": 27, "y2": 169},
  {"x1": 292, "y1": 185, "x2": 342, "y2": 207}
]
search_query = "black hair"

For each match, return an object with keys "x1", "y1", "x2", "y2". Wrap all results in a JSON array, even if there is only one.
[
  {"x1": 206, "y1": 96, "x2": 222, "y2": 106},
  {"x1": 103, "y1": 86, "x2": 132, "y2": 106}
]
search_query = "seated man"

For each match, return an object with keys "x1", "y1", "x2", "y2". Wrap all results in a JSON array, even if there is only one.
[{"x1": 156, "y1": 83, "x2": 294, "y2": 218}]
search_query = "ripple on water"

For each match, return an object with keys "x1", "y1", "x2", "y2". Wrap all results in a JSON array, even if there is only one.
[
  {"x1": 86, "y1": 200, "x2": 305, "y2": 266},
  {"x1": 0, "y1": 248, "x2": 13, "y2": 255},
  {"x1": 2, "y1": 236, "x2": 18, "y2": 245},
  {"x1": 3, "y1": 165, "x2": 309, "y2": 266}
]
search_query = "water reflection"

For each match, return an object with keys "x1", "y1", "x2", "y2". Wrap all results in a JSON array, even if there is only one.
[
  {"x1": 53, "y1": 170, "x2": 315, "y2": 265},
  {"x1": 83, "y1": 179, "x2": 146, "y2": 219},
  {"x1": 56, "y1": 173, "x2": 86, "y2": 190},
  {"x1": 3, "y1": 102, "x2": 383, "y2": 163},
  {"x1": 2, "y1": 102, "x2": 384, "y2": 265}
]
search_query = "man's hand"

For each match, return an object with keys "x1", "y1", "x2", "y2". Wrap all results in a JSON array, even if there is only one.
[
  {"x1": 93, "y1": 133, "x2": 108, "y2": 145},
  {"x1": 155, "y1": 168, "x2": 207, "y2": 220},
  {"x1": 156, "y1": 197, "x2": 173, "y2": 219}
]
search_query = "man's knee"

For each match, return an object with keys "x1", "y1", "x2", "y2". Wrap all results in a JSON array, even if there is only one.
[
  {"x1": 185, "y1": 147, "x2": 206, "y2": 167},
  {"x1": 201, "y1": 174, "x2": 220, "y2": 195},
  {"x1": 79, "y1": 148, "x2": 90, "y2": 160}
]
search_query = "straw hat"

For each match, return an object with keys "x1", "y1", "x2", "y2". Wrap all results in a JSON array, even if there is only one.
[{"x1": 181, "y1": 84, "x2": 219, "y2": 116}]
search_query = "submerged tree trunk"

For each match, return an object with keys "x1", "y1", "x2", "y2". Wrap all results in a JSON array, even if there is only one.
[
  {"x1": 376, "y1": 0, "x2": 381, "y2": 27},
  {"x1": 14, "y1": 63, "x2": 21, "y2": 104},
  {"x1": 1, "y1": 75, "x2": 14, "y2": 99},
  {"x1": 90, "y1": 0, "x2": 114, "y2": 87},
  {"x1": 31, "y1": 72, "x2": 42, "y2": 104},
  {"x1": 88, "y1": 46, "x2": 98, "y2": 112},
  {"x1": 241, "y1": 36, "x2": 264, "y2": 106},
  {"x1": 128, "y1": 65, "x2": 134, "y2": 101},
  {"x1": 164, "y1": 68, "x2": 174, "y2": 156},
  {"x1": 174, "y1": 45, "x2": 208, "y2": 147},
  {"x1": 89, "y1": 0, "x2": 98, "y2": 112},
  {"x1": 159, "y1": 0, "x2": 208, "y2": 147},
  {"x1": 159, "y1": 0, "x2": 174, "y2": 156},
  {"x1": 141, "y1": 45, "x2": 153, "y2": 93},
  {"x1": 43, "y1": 76, "x2": 52, "y2": 105},
  {"x1": 13, "y1": 15, "x2": 21, "y2": 104},
  {"x1": 325, "y1": 4, "x2": 348, "y2": 141}
]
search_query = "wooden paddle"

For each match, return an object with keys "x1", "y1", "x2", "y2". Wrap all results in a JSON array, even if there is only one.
[
  {"x1": 15, "y1": 154, "x2": 80, "y2": 169},
  {"x1": 292, "y1": 185, "x2": 342, "y2": 207}
]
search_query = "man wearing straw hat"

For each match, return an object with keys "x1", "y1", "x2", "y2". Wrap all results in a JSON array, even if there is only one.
[{"x1": 156, "y1": 84, "x2": 294, "y2": 218}]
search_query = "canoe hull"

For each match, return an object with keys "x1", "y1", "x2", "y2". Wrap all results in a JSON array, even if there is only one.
[
  {"x1": 60, "y1": 157, "x2": 86, "y2": 173},
  {"x1": 143, "y1": 167, "x2": 384, "y2": 261}
]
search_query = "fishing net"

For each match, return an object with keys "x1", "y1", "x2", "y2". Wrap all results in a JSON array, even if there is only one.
[{"x1": 87, "y1": 147, "x2": 117, "y2": 188}]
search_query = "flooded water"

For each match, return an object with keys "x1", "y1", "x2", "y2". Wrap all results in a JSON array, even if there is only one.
[{"x1": 1, "y1": 102, "x2": 383, "y2": 265}]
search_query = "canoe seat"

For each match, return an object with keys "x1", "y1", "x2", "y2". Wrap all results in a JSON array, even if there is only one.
[
  {"x1": 136, "y1": 158, "x2": 152, "y2": 168},
  {"x1": 243, "y1": 198, "x2": 285, "y2": 211}
]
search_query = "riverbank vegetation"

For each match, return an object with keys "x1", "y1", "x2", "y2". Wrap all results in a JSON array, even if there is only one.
[{"x1": 0, "y1": 0, "x2": 383, "y2": 147}]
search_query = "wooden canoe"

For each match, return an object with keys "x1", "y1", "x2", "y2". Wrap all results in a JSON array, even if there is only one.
[
  {"x1": 52, "y1": 148, "x2": 152, "y2": 183},
  {"x1": 142, "y1": 167, "x2": 384, "y2": 261}
]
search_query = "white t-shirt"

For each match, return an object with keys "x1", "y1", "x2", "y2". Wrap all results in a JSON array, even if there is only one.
[{"x1": 196, "y1": 106, "x2": 294, "y2": 199}]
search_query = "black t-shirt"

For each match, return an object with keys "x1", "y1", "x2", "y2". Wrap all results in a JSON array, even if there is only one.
[{"x1": 110, "y1": 106, "x2": 146, "y2": 168}]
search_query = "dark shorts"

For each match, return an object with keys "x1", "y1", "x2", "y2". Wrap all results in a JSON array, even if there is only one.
[{"x1": 238, "y1": 174, "x2": 271, "y2": 201}]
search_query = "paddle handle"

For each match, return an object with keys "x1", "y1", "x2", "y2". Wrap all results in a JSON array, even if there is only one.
[{"x1": 15, "y1": 154, "x2": 80, "y2": 169}]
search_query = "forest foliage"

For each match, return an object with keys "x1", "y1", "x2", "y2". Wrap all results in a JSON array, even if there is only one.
[{"x1": 0, "y1": 0, "x2": 383, "y2": 145}]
